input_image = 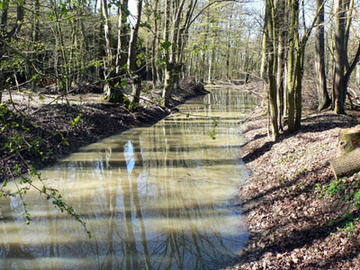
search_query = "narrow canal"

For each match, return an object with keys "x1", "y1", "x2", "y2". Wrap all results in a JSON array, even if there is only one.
[{"x1": 0, "y1": 88, "x2": 259, "y2": 269}]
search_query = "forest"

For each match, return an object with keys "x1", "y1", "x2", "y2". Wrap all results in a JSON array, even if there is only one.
[{"x1": 1, "y1": 0, "x2": 360, "y2": 269}]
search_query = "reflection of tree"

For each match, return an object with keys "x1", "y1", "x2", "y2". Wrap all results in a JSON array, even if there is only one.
[
  {"x1": 102, "y1": 146, "x2": 121, "y2": 269},
  {"x1": 0, "y1": 197, "x2": 36, "y2": 269},
  {"x1": 136, "y1": 105, "x2": 247, "y2": 269},
  {"x1": 0, "y1": 89, "x2": 252, "y2": 269},
  {"x1": 127, "y1": 139, "x2": 152, "y2": 270},
  {"x1": 121, "y1": 168, "x2": 139, "y2": 269}
]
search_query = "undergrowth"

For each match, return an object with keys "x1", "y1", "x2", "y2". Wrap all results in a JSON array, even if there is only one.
[
  {"x1": 0, "y1": 101, "x2": 91, "y2": 238},
  {"x1": 315, "y1": 172, "x2": 360, "y2": 235}
]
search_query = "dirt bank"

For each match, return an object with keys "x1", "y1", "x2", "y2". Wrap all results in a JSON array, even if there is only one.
[{"x1": 227, "y1": 109, "x2": 360, "y2": 269}]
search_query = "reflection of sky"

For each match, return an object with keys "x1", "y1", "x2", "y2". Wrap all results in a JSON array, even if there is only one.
[
  {"x1": 0, "y1": 89, "x2": 259, "y2": 270},
  {"x1": 124, "y1": 141, "x2": 135, "y2": 173}
]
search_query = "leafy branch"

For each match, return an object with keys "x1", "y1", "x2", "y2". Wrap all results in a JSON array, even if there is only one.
[{"x1": 0, "y1": 102, "x2": 91, "y2": 238}]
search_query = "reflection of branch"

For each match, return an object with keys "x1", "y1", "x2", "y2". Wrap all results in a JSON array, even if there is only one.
[
  {"x1": 130, "y1": 138, "x2": 152, "y2": 270},
  {"x1": 120, "y1": 174, "x2": 139, "y2": 269}
]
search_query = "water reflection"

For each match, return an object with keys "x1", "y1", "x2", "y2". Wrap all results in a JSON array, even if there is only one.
[{"x1": 0, "y1": 89, "x2": 259, "y2": 269}]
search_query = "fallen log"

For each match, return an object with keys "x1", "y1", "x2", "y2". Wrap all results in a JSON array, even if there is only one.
[
  {"x1": 330, "y1": 148, "x2": 360, "y2": 179},
  {"x1": 337, "y1": 126, "x2": 360, "y2": 156}
]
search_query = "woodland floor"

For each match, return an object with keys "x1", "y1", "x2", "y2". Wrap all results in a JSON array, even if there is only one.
[{"x1": 225, "y1": 88, "x2": 360, "y2": 269}]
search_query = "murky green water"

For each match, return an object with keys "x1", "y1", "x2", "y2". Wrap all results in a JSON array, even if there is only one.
[{"x1": 0, "y1": 89, "x2": 259, "y2": 269}]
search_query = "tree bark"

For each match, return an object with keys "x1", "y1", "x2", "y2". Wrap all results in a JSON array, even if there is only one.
[
  {"x1": 127, "y1": 0, "x2": 144, "y2": 106},
  {"x1": 260, "y1": 3, "x2": 268, "y2": 82},
  {"x1": 151, "y1": 0, "x2": 159, "y2": 89},
  {"x1": 343, "y1": 42, "x2": 360, "y2": 91},
  {"x1": 333, "y1": 0, "x2": 346, "y2": 114},
  {"x1": 331, "y1": 126, "x2": 360, "y2": 179},
  {"x1": 116, "y1": 0, "x2": 129, "y2": 74},
  {"x1": 330, "y1": 148, "x2": 360, "y2": 179},
  {"x1": 127, "y1": 0, "x2": 142, "y2": 72},
  {"x1": 294, "y1": 48, "x2": 304, "y2": 130},
  {"x1": 163, "y1": 62, "x2": 173, "y2": 107},
  {"x1": 337, "y1": 127, "x2": 360, "y2": 156},
  {"x1": 315, "y1": 0, "x2": 331, "y2": 111},
  {"x1": 162, "y1": 0, "x2": 171, "y2": 107},
  {"x1": 102, "y1": 0, "x2": 124, "y2": 103},
  {"x1": 1, "y1": 1, "x2": 8, "y2": 35},
  {"x1": 276, "y1": 0, "x2": 286, "y2": 131},
  {"x1": 287, "y1": 0, "x2": 299, "y2": 132},
  {"x1": 266, "y1": 0, "x2": 279, "y2": 140}
]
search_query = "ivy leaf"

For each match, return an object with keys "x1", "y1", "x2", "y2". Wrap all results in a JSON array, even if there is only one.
[
  {"x1": 121, "y1": 80, "x2": 127, "y2": 87},
  {"x1": 161, "y1": 41, "x2": 171, "y2": 50}
]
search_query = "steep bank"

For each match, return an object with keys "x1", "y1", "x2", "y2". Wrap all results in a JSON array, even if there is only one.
[{"x1": 229, "y1": 110, "x2": 360, "y2": 269}]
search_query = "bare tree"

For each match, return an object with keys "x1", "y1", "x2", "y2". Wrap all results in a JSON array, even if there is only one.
[
  {"x1": 127, "y1": 0, "x2": 143, "y2": 105},
  {"x1": 333, "y1": 0, "x2": 347, "y2": 114},
  {"x1": 102, "y1": 0, "x2": 125, "y2": 102},
  {"x1": 315, "y1": 0, "x2": 330, "y2": 111}
]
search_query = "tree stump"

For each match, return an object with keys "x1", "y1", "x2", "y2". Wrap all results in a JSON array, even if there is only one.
[
  {"x1": 337, "y1": 126, "x2": 360, "y2": 156},
  {"x1": 330, "y1": 148, "x2": 360, "y2": 179},
  {"x1": 330, "y1": 126, "x2": 360, "y2": 179}
]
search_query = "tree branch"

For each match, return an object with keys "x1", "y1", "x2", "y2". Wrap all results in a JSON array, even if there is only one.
[{"x1": 188, "y1": 0, "x2": 246, "y2": 27}]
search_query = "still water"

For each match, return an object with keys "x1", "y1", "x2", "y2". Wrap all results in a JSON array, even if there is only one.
[{"x1": 0, "y1": 89, "x2": 259, "y2": 269}]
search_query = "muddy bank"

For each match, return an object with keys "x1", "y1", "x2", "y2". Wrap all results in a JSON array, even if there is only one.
[
  {"x1": 226, "y1": 109, "x2": 360, "y2": 269},
  {"x1": 0, "y1": 78, "x2": 208, "y2": 182}
]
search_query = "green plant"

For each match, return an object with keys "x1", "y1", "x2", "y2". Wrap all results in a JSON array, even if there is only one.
[
  {"x1": 353, "y1": 190, "x2": 360, "y2": 206},
  {"x1": 279, "y1": 177, "x2": 288, "y2": 183},
  {"x1": 329, "y1": 212, "x2": 359, "y2": 235},
  {"x1": 0, "y1": 102, "x2": 91, "y2": 237},
  {"x1": 325, "y1": 179, "x2": 347, "y2": 197},
  {"x1": 71, "y1": 113, "x2": 83, "y2": 126},
  {"x1": 208, "y1": 119, "x2": 218, "y2": 140}
]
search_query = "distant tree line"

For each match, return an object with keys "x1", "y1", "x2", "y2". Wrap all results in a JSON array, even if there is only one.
[
  {"x1": 0, "y1": 0, "x2": 259, "y2": 108},
  {"x1": 1, "y1": 0, "x2": 360, "y2": 130}
]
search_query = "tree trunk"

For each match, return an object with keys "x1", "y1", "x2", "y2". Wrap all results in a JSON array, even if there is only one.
[
  {"x1": 1, "y1": 2, "x2": 8, "y2": 102},
  {"x1": 276, "y1": 0, "x2": 286, "y2": 131},
  {"x1": 201, "y1": 51, "x2": 205, "y2": 83},
  {"x1": 287, "y1": 0, "x2": 300, "y2": 132},
  {"x1": 333, "y1": 0, "x2": 346, "y2": 114},
  {"x1": 128, "y1": 0, "x2": 143, "y2": 105},
  {"x1": 315, "y1": 0, "x2": 331, "y2": 111},
  {"x1": 131, "y1": 75, "x2": 142, "y2": 106},
  {"x1": 163, "y1": 62, "x2": 173, "y2": 107},
  {"x1": 1, "y1": 1, "x2": 8, "y2": 34},
  {"x1": 330, "y1": 148, "x2": 360, "y2": 179},
  {"x1": 1, "y1": 0, "x2": 25, "y2": 100},
  {"x1": 28, "y1": 0, "x2": 40, "y2": 90},
  {"x1": 266, "y1": 0, "x2": 279, "y2": 141},
  {"x1": 294, "y1": 48, "x2": 304, "y2": 130},
  {"x1": 127, "y1": 0, "x2": 142, "y2": 72},
  {"x1": 337, "y1": 127, "x2": 360, "y2": 156},
  {"x1": 116, "y1": 0, "x2": 129, "y2": 74},
  {"x1": 331, "y1": 126, "x2": 360, "y2": 179},
  {"x1": 343, "y1": 42, "x2": 360, "y2": 92},
  {"x1": 260, "y1": 3, "x2": 268, "y2": 82},
  {"x1": 226, "y1": 14, "x2": 232, "y2": 81},
  {"x1": 151, "y1": 0, "x2": 159, "y2": 89},
  {"x1": 102, "y1": 0, "x2": 124, "y2": 103},
  {"x1": 52, "y1": 0, "x2": 71, "y2": 94},
  {"x1": 208, "y1": 47, "x2": 214, "y2": 83},
  {"x1": 162, "y1": 0, "x2": 171, "y2": 107}
]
